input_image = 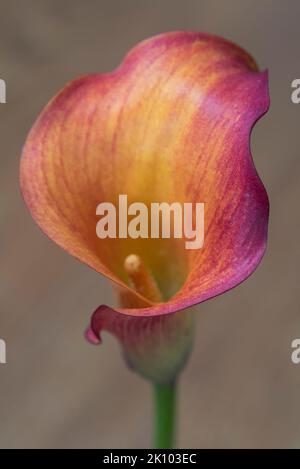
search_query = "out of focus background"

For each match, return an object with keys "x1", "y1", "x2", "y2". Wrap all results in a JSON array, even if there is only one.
[{"x1": 0, "y1": 0, "x2": 299, "y2": 448}]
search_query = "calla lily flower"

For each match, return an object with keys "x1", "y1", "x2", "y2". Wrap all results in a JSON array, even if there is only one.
[{"x1": 20, "y1": 32, "x2": 269, "y2": 384}]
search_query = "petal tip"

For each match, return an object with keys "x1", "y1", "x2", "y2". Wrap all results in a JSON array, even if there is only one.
[{"x1": 85, "y1": 326, "x2": 101, "y2": 345}]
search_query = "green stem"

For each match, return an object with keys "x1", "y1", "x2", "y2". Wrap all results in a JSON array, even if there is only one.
[{"x1": 153, "y1": 381, "x2": 177, "y2": 449}]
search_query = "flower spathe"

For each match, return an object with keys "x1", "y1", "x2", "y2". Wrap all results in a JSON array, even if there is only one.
[{"x1": 20, "y1": 32, "x2": 269, "y2": 382}]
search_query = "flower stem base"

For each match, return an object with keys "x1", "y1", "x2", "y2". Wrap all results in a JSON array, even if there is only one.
[{"x1": 153, "y1": 381, "x2": 177, "y2": 449}]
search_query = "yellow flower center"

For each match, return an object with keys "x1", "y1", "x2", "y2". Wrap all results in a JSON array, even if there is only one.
[{"x1": 124, "y1": 254, "x2": 162, "y2": 303}]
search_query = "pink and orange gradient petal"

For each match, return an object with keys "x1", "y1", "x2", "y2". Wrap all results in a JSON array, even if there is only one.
[{"x1": 20, "y1": 31, "x2": 269, "y2": 320}]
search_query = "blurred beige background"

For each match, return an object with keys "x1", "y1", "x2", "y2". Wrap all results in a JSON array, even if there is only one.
[{"x1": 0, "y1": 0, "x2": 299, "y2": 448}]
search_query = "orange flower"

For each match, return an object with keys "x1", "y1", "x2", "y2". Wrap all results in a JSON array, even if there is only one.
[{"x1": 20, "y1": 32, "x2": 269, "y2": 383}]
